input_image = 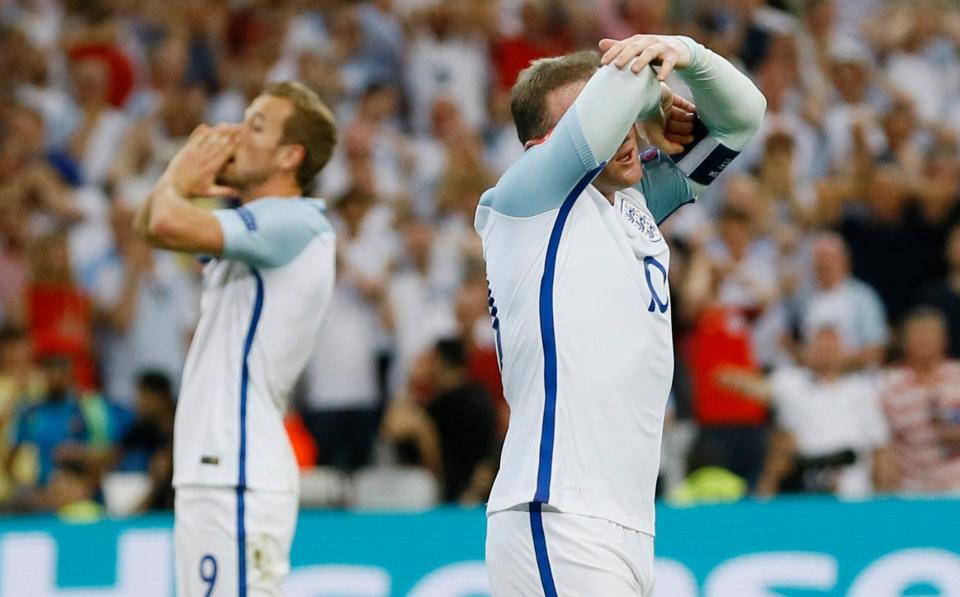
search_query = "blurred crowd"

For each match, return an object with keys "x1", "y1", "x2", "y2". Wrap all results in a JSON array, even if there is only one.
[{"x1": 1, "y1": 0, "x2": 960, "y2": 518}]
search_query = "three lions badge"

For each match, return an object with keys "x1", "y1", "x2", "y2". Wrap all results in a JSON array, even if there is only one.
[{"x1": 619, "y1": 200, "x2": 662, "y2": 242}]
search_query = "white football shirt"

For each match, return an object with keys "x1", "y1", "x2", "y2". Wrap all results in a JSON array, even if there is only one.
[
  {"x1": 173, "y1": 197, "x2": 335, "y2": 494},
  {"x1": 477, "y1": 38, "x2": 766, "y2": 535}
]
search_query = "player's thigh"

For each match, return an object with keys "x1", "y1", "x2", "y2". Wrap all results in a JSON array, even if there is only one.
[
  {"x1": 175, "y1": 487, "x2": 238, "y2": 597},
  {"x1": 541, "y1": 512, "x2": 647, "y2": 596},
  {"x1": 486, "y1": 509, "x2": 646, "y2": 597},
  {"x1": 486, "y1": 510, "x2": 546, "y2": 596},
  {"x1": 244, "y1": 490, "x2": 298, "y2": 597},
  {"x1": 627, "y1": 531, "x2": 655, "y2": 597}
]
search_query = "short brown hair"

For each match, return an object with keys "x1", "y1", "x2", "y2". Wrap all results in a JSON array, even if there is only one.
[
  {"x1": 264, "y1": 81, "x2": 338, "y2": 190},
  {"x1": 511, "y1": 51, "x2": 600, "y2": 144}
]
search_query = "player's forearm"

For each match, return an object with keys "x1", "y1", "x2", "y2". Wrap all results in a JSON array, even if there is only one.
[
  {"x1": 574, "y1": 63, "x2": 662, "y2": 163},
  {"x1": 139, "y1": 182, "x2": 191, "y2": 246},
  {"x1": 673, "y1": 38, "x2": 766, "y2": 151},
  {"x1": 138, "y1": 179, "x2": 224, "y2": 254}
]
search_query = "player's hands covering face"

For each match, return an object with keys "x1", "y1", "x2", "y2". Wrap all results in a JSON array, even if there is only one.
[
  {"x1": 598, "y1": 34, "x2": 693, "y2": 80},
  {"x1": 642, "y1": 82, "x2": 698, "y2": 155},
  {"x1": 163, "y1": 123, "x2": 241, "y2": 198}
]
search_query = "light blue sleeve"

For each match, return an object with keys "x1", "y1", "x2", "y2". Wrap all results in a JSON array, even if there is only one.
[
  {"x1": 481, "y1": 64, "x2": 661, "y2": 218},
  {"x1": 631, "y1": 38, "x2": 766, "y2": 224},
  {"x1": 213, "y1": 197, "x2": 334, "y2": 269},
  {"x1": 854, "y1": 282, "x2": 890, "y2": 346},
  {"x1": 673, "y1": 37, "x2": 767, "y2": 152},
  {"x1": 638, "y1": 150, "x2": 696, "y2": 224}
]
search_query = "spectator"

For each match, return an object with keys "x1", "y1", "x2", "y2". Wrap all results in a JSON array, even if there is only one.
[
  {"x1": 328, "y1": 4, "x2": 391, "y2": 102},
  {"x1": 839, "y1": 165, "x2": 942, "y2": 323},
  {"x1": 682, "y1": 241, "x2": 769, "y2": 487},
  {"x1": 0, "y1": 326, "x2": 43, "y2": 411},
  {"x1": 878, "y1": 100, "x2": 926, "y2": 179},
  {"x1": 382, "y1": 338, "x2": 496, "y2": 504},
  {"x1": 7, "y1": 356, "x2": 87, "y2": 490},
  {"x1": 744, "y1": 55, "x2": 820, "y2": 183},
  {"x1": 31, "y1": 458, "x2": 103, "y2": 521},
  {"x1": 137, "y1": 444, "x2": 174, "y2": 513},
  {"x1": 873, "y1": 1, "x2": 955, "y2": 124},
  {"x1": 755, "y1": 132, "x2": 817, "y2": 230},
  {"x1": 124, "y1": 36, "x2": 190, "y2": 122},
  {"x1": 707, "y1": 200, "x2": 782, "y2": 366},
  {"x1": 88, "y1": 203, "x2": 196, "y2": 405},
  {"x1": 799, "y1": 232, "x2": 888, "y2": 369},
  {"x1": 0, "y1": 105, "x2": 80, "y2": 327},
  {"x1": 25, "y1": 231, "x2": 96, "y2": 390},
  {"x1": 385, "y1": 212, "x2": 457, "y2": 394},
  {"x1": 491, "y1": 0, "x2": 575, "y2": 91},
  {"x1": 356, "y1": 0, "x2": 406, "y2": 88},
  {"x1": 878, "y1": 307, "x2": 960, "y2": 493},
  {"x1": 404, "y1": 3, "x2": 491, "y2": 135},
  {"x1": 321, "y1": 83, "x2": 411, "y2": 201},
  {"x1": 66, "y1": 56, "x2": 129, "y2": 187},
  {"x1": 822, "y1": 40, "x2": 886, "y2": 172},
  {"x1": 722, "y1": 326, "x2": 889, "y2": 497},
  {"x1": 40, "y1": 371, "x2": 133, "y2": 485},
  {"x1": 302, "y1": 188, "x2": 392, "y2": 472},
  {"x1": 0, "y1": 327, "x2": 44, "y2": 500},
  {"x1": 115, "y1": 370, "x2": 175, "y2": 474}
]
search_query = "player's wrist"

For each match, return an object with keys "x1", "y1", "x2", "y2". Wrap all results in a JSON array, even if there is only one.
[
  {"x1": 671, "y1": 36, "x2": 702, "y2": 71},
  {"x1": 157, "y1": 172, "x2": 188, "y2": 197},
  {"x1": 161, "y1": 172, "x2": 209, "y2": 200}
]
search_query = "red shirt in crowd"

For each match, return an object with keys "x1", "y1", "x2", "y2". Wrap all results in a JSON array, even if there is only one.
[
  {"x1": 466, "y1": 343, "x2": 506, "y2": 437},
  {"x1": 69, "y1": 45, "x2": 135, "y2": 108},
  {"x1": 491, "y1": 36, "x2": 571, "y2": 90},
  {"x1": 685, "y1": 306, "x2": 768, "y2": 426},
  {"x1": 25, "y1": 282, "x2": 96, "y2": 390}
]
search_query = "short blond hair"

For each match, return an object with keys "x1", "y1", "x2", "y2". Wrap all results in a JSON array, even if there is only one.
[{"x1": 264, "y1": 81, "x2": 338, "y2": 190}]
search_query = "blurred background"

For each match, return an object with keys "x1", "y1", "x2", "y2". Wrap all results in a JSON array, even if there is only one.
[{"x1": 0, "y1": 0, "x2": 959, "y2": 595}]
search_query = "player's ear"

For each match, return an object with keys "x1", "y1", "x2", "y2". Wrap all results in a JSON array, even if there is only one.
[{"x1": 278, "y1": 144, "x2": 305, "y2": 172}]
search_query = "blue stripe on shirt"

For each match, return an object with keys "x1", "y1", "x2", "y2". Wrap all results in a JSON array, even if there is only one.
[
  {"x1": 237, "y1": 267, "x2": 264, "y2": 597},
  {"x1": 534, "y1": 163, "x2": 605, "y2": 504}
]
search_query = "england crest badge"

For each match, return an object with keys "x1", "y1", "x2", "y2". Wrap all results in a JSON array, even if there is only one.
[{"x1": 620, "y1": 200, "x2": 663, "y2": 242}]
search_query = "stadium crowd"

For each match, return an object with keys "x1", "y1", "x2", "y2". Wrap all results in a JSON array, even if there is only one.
[{"x1": 1, "y1": 0, "x2": 960, "y2": 518}]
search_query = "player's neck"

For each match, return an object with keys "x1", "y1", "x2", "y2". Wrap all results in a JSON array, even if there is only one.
[
  {"x1": 239, "y1": 177, "x2": 302, "y2": 204},
  {"x1": 593, "y1": 182, "x2": 618, "y2": 205}
]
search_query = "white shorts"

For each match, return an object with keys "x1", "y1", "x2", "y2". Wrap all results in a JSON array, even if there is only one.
[
  {"x1": 486, "y1": 505, "x2": 654, "y2": 597},
  {"x1": 174, "y1": 486, "x2": 297, "y2": 597}
]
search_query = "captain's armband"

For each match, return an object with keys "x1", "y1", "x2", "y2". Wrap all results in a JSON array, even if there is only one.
[{"x1": 669, "y1": 117, "x2": 740, "y2": 186}]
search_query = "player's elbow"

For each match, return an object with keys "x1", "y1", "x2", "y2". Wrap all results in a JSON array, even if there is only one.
[
  {"x1": 729, "y1": 88, "x2": 766, "y2": 144},
  {"x1": 744, "y1": 90, "x2": 767, "y2": 135},
  {"x1": 714, "y1": 90, "x2": 767, "y2": 152}
]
